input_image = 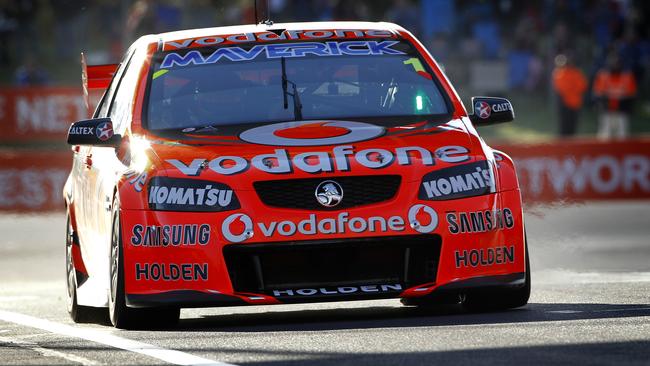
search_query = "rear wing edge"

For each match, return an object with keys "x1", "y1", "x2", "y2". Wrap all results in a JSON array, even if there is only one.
[{"x1": 81, "y1": 52, "x2": 118, "y2": 117}]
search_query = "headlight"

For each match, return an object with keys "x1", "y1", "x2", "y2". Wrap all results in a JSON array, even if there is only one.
[
  {"x1": 129, "y1": 136, "x2": 152, "y2": 173},
  {"x1": 418, "y1": 160, "x2": 496, "y2": 200},
  {"x1": 148, "y1": 177, "x2": 240, "y2": 212}
]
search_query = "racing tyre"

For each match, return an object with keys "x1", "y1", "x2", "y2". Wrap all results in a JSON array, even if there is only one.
[
  {"x1": 462, "y1": 236, "x2": 531, "y2": 312},
  {"x1": 109, "y1": 197, "x2": 180, "y2": 329},
  {"x1": 66, "y1": 213, "x2": 108, "y2": 323}
]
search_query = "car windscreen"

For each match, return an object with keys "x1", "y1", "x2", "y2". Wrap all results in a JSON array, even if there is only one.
[{"x1": 145, "y1": 39, "x2": 451, "y2": 131}]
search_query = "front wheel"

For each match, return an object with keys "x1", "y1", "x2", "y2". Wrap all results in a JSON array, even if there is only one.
[
  {"x1": 66, "y1": 212, "x2": 108, "y2": 323},
  {"x1": 108, "y1": 196, "x2": 179, "y2": 329}
]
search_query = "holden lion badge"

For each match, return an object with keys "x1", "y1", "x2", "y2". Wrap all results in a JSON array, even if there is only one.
[{"x1": 315, "y1": 180, "x2": 343, "y2": 208}]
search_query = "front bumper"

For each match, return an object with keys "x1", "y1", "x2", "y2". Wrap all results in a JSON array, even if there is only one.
[
  {"x1": 125, "y1": 272, "x2": 526, "y2": 308},
  {"x1": 120, "y1": 189, "x2": 526, "y2": 307}
]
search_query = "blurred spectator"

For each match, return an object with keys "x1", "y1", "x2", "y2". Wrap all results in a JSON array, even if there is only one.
[
  {"x1": 464, "y1": 2, "x2": 501, "y2": 59},
  {"x1": 592, "y1": 53, "x2": 637, "y2": 139},
  {"x1": 591, "y1": 0, "x2": 625, "y2": 51},
  {"x1": 552, "y1": 54, "x2": 588, "y2": 137},
  {"x1": 51, "y1": 0, "x2": 88, "y2": 60},
  {"x1": 333, "y1": 1, "x2": 368, "y2": 21},
  {"x1": 429, "y1": 33, "x2": 451, "y2": 65},
  {"x1": 0, "y1": 0, "x2": 646, "y2": 141},
  {"x1": 551, "y1": 22, "x2": 572, "y2": 56},
  {"x1": 126, "y1": 0, "x2": 156, "y2": 42},
  {"x1": 543, "y1": 0, "x2": 582, "y2": 32},
  {"x1": 618, "y1": 28, "x2": 647, "y2": 82},
  {"x1": 156, "y1": 2, "x2": 182, "y2": 32},
  {"x1": 7, "y1": 0, "x2": 39, "y2": 63},
  {"x1": 125, "y1": 0, "x2": 185, "y2": 40},
  {"x1": 508, "y1": 19, "x2": 543, "y2": 91},
  {"x1": 420, "y1": 0, "x2": 454, "y2": 40},
  {"x1": 385, "y1": 0, "x2": 419, "y2": 32},
  {"x1": 0, "y1": 1, "x2": 17, "y2": 66},
  {"x1": 184, "y1": 0, "x2": 218, "y2": 29},
  {"x1": 14, "y1": 54, "x2": 48, "y2": 86}
]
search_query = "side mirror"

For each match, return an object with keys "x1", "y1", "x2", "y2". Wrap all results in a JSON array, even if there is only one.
[
  {"x1": 67, "y1": 118, "x2": 121, "y2": 146},
  {"x1": 469, "y1": 97, "x2": 515, "y2": 126}
]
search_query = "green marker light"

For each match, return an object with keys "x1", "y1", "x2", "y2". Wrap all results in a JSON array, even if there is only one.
[{"x1": 416, "y1": 95, "x2": 423, "y2": 111}]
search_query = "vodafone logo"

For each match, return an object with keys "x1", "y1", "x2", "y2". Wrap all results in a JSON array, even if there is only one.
[
  {"x1": 239, "y1": 120, "x2": 385, "y2": 146},
  {"x1": 475, "y1": 101, "x2": 491, "y2": 119},
  {"x1": 219, "y1": 204, "x2": 439, "y2": 243},
  {"x1": 221, "y1": 213, "x2": 254, "y2": 243},
  {"x1": 407, "y1": 204, "x2": 438, "y2": 233}
]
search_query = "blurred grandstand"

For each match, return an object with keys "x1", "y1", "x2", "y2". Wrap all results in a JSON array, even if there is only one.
[{"x1": 0, "y1": 0, "x2": 648, "y2": 140}]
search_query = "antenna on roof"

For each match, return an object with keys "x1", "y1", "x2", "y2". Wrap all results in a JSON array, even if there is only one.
[{"x1": 254, "y1": 0, "x2": 272, "y2": 25}]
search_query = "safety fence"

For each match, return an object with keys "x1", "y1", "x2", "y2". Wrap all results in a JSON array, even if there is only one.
[
  {"x1": 0, "y1": 87, "x2": 648, "y2": 212},
  {"x1": 1, "y1": 139, "x2": 648, "y2": 212},
  {"x1": 0, "y1": 87, "x2": 87, "y2": 143},
  {"x1": 493, "y1": 140, "x2": 650, "y2": 203}
]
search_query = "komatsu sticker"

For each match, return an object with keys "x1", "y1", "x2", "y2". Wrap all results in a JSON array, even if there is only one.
[
  {"x1": 147, "y1": 177, "x2": 239, "y2": 212},
  {"x1": 160, "y1": 41, "x2": 405, "y2": 69},
  {"x1": 419, "y1": 161, "x2": 495, "y2": 200}
]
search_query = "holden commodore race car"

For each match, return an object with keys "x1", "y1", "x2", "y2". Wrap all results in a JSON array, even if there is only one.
[{"x1": 64, "y1": 20, "x2": 529, "y2": 329}]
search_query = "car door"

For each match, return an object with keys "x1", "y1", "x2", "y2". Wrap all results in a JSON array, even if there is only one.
[
  {"x1": 93, "y1": 46, "x2": 148, "y2": 241},
  {"x1": 74, "y1": 49, "x2": 134, "y2": 280}
]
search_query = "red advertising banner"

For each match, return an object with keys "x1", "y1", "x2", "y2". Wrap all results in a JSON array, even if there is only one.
[
  {"x1": 495, "y1": 139, "x2": 650, "y2": 202},
  {"x1": 0, "y1": 139, "x2": 648, "y2": 212},
  {"x1": 0, "y1": 87, "x2": 86, "y2": 142},
  {"x1": 0, "y1": 150, "x2": 71, "y2": 212}
]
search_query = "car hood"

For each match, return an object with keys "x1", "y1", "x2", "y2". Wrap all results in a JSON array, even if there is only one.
[{"x1": 144, "y1": 119, "x2": 480, "y2": 189}]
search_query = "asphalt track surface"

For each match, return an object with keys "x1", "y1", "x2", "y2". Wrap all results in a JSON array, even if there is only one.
[{"x1": 1, "y1": 201, "x2": 649, "y2": 365}]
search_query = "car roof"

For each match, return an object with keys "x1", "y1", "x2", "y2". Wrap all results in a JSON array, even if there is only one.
[{"x1": 135, "y1": 21, "x2": 408, "y2": 50}]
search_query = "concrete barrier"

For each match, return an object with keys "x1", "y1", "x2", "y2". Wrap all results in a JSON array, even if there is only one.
[
  {"x1": 495, "y1": 139, "x2": 650, "y2": 203},
  {"x1": 0, "y1": 139, "x2": 648, "y2": 212},
  {"x1": 0, "y1": 87, "x2": 85, "y2": 142},
  {"x1": 0, "y1": 150, "x2": 71, "y2": 212}
]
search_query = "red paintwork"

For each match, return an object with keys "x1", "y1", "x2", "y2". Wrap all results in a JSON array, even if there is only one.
[
  {"x1": 274, "y1": 122, "x2": 350, "y2": 139},
  {"x1": 68, "y1": 202, "x2": 88, "y2": 275},
  {"x1": 65, "y1": 22, "x2": 526, "y2": 308}
]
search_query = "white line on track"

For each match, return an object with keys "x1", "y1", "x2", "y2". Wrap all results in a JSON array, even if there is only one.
[
  {"x1": 593, "y1": 307, "x2": 650, "y2": 313},
  {"x1": 546, "y1": 310, "x2": 583, "y2": 314},
  {"x1": 0, "y1": 335, "x2": 99, "y2": 365},
  {"x1": 0, "y1": 310, "x2": 236, "y2": 366},
  {"x1": 546, "y1": 307, "x2": 650, "y2": 314}
]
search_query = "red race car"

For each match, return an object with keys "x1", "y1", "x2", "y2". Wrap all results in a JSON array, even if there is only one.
[{"x1": 64, "y1": 21, "x2": 529, "y2": 329}]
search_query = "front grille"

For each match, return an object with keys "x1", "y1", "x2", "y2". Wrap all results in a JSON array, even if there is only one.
[
  {"x1": 223, "y1": 235, "x2": 441, "y2": 298},
  {"x1": 253, "y1": 175, "x2": 401, "y2": 210}
]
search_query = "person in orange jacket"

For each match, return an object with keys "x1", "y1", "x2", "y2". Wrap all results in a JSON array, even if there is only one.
[
  {"x1": 592, "y1": 53, "x2": 637, "y2": 139},
  {"x1": 552, "y1": 54, "x2": 588, "y2": 137}
]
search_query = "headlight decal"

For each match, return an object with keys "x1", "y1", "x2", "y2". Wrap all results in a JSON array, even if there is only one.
[
  {"x1": 148, "y1": 177, "x2": 240, "y2": 211},
  {"x1": 418, "y1": 160, "x2": 495, "y2": 200}
]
